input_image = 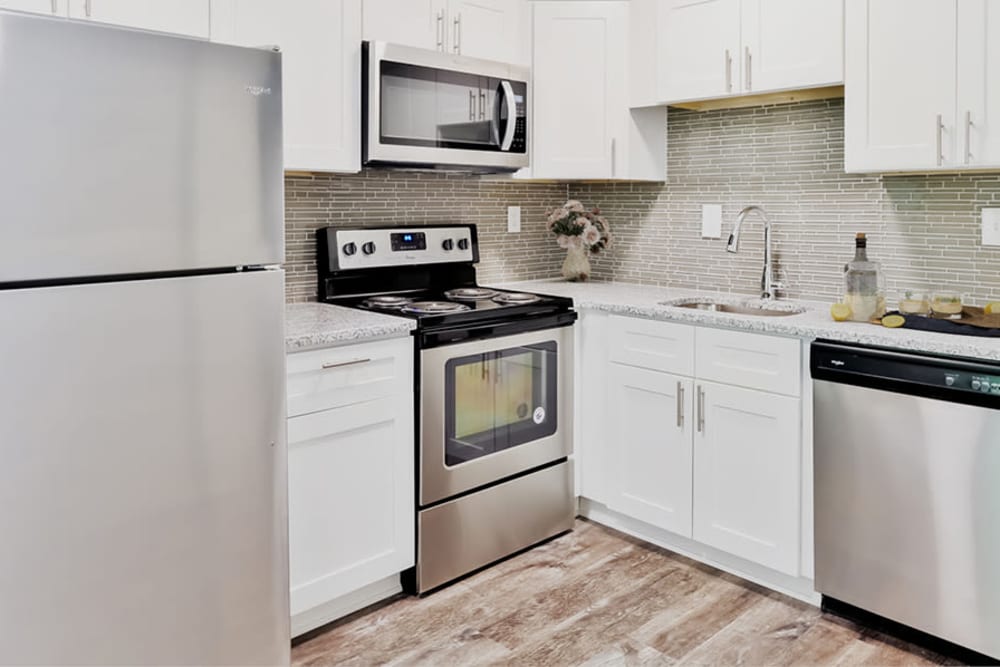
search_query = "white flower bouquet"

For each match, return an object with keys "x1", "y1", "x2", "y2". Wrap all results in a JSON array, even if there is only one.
[{"x1": 545, "y1": 200, "x2": 613, "y2": 254}]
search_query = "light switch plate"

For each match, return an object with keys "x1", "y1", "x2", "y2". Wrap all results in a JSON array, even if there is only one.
[
  {"x1": 507, "y1": 206, "x2": 521, "y2": 233},
  {"x1": 701, "y1": 204, "x2": 722, "y2": 239},
  {"x1": 983, "y1": 208, "x2": 1000, "y2": 247}
]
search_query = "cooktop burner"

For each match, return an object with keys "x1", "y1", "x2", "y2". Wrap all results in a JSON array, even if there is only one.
[
  {"x1": 401, "y1": 301, "x2": 472, "y2": 315},
  {"x1": 492, "y1": 292, "x2": 541, "y2": 305},
  {"x1": 444, "y1": 287, "x2": 499, "y2": 301},
  {"x1": 362, "y1": 295, "x2": 414, "y2": 310}
]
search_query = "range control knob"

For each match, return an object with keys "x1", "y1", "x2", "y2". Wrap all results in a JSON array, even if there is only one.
[
  {"x1": 342, "y1": 242, "x2": 357, "y2": 256},
  {"x1": 362, "y1": 241, "x2": 376, "y2": 255},
  {"x1": 442, "y1": 238, "x2": 455, "y2": 251},
  {"x1": 457, "y1": 238, "x2": 470, "y2": 250}
]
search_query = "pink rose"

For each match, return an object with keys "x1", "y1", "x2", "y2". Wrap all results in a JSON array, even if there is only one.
[{"x1": 582, "y1": 225, "x2": 601, "y2": 245}]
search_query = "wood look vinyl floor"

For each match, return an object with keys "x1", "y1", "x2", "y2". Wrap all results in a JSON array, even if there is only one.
[{"x1": 292, "y1": 520, "x2": 962, "y2": 667}]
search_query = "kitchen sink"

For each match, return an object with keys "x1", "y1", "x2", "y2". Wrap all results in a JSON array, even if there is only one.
[{"x1": 661, "y1": 299, "x2": 807, "y2": 317}]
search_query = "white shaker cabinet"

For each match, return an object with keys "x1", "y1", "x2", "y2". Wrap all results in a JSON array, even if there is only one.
[
  {"x1": 363, "y1": 0, "x2": 525, "y2": 64},
  {"x1": 608, "y1": 365, "x2": 694, "y2": 537},
  {"x1": 693, "y1": 380, "x2": 801, "y2": 575},
  {"x1": 657, "y1": 0, "x2": 741, "y2": 103},
  {"x1": 212, "y1": 0, "x2": 362, "y2": 173},
  {"x1": 285, "y1": 338, "x2": 414, "y2": 637},
  {"x1": 844, "y1": 0, "x2": 957, "y2": 172},
  {"x1": 68, "y1": 0, "x2": 210, "y2": 37},
  {"x1": 531, "y1": 1, "x2": 627, "y2": 178},
  {"x1": 363, "y1": 0, "x2": 446, "y2": 51},
  {"x1": 654, "y1": 0, "x2": 843, "y2": 105},
  {"x1": 0, "y1": 0, "x2": 66, "y2": 15},
  {"x1": 957, "y1": 0, "x2": 1000, "y2": 169},
  {"x1": 741, "y1": 0, "x2": 843, "y2": 95}
]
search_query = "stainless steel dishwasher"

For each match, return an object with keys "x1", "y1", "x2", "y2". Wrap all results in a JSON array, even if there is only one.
[{"x1": 811, "y1": 340, "x2": 1000, "y2": 661}]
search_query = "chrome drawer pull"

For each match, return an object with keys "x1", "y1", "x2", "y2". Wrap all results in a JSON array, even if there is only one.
[{"x1": 321, "y1": 358, "x2": 371, "y2": 370}]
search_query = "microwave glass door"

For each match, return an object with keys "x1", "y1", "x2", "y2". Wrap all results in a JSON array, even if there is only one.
[
  {"x1": 380, "y1": 61, "x2": 524, "y2": 152},
  {"x1": 444, "y1": 341, "x2": 557, "y2": 467}
]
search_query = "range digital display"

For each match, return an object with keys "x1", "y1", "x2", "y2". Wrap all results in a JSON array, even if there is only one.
[{"x1": 390, "y1": 231, "x2": 426, "y2": 251}]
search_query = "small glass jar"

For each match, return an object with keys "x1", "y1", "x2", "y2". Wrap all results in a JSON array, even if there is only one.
[
  {"x1": 897, "y1": 288, "x2": 931, "y2": 315},
  {"x1": 930, "y1": 290, "x2": 966, "y2": 319}
]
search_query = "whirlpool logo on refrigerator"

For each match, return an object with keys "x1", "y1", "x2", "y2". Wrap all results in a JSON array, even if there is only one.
[{"x1": 244, "y1": 85, "x2": 272, "y2": 97}]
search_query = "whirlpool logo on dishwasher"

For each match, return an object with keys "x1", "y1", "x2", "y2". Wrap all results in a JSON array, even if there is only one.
[{"x1": 830, "y1": 359, "x2": 846, "y2": 367}]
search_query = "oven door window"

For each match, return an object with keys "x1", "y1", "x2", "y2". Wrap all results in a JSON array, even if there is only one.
[{"x1": 444, "y1": 341, "x2": 557, "y2": 467}]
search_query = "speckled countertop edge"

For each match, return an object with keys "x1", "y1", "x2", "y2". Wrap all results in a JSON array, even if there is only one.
[
  {"x1": 285, "y1": 303, "x2": 415, "y2": 353},
  {"x1": 494, "y1": 279, "x2": 1000, "y2": 362}
]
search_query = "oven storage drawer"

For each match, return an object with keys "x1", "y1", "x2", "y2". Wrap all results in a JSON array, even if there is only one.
[
  {"x1": 287, "y1": 338, "x2": 413, "y2": 417},
  {"x1": 416, "y1": 460, "x2": 574, "y2": 593}
]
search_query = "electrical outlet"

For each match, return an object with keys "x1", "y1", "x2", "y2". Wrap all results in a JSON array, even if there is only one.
[
  {"x1": 983, "y1": 208, "x2": 1000, "y2": 247},
  {"x1": 701, "y1": 204, "x2": 722, "y2": 239},
  {"x1": 507, "y1": 206, "x2": 521, "y2": 233}
]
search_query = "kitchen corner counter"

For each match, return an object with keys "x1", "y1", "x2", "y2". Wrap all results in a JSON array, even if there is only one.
[
  {"x1": 496, "y1": 279, "x2": 1000, "y2": 362},
  {"x1": 285, "y1": 303, "x2": 415, "y2": 352}
]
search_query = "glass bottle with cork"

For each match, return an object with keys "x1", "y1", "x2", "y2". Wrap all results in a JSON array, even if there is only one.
[{"x1": 843, "y1": 233, "x2": 885, "y2": 322}]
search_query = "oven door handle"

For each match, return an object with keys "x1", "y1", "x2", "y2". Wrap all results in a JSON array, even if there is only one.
[{"x1": 420, "y1": 311, "x2": 577, "y2": 349}]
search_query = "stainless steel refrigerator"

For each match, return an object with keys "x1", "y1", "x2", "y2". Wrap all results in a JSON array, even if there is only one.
[{"x1": 0, "y1": 11, "x2": 289, "y2": 666}]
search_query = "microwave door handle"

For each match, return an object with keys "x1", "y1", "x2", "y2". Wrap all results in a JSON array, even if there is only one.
[{"x1": 499, "y1": 80, "x2": 517, "y2": 151}]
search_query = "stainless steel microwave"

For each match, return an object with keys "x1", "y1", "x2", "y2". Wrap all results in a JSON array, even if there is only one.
[{"x1": 363, "y1": 41, "x2": 529, "y2": 173}]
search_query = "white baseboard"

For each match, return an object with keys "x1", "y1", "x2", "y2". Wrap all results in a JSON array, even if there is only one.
[
  {"x1": 579, "y1": 499, "x2": 821, "y2": 606},
  {"x1": 291, "y1": 574, "x2": 402, "y2": 638}
]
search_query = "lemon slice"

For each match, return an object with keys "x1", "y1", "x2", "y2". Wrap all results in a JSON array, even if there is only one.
[
  {"x1": 830, "y1": 303, "x2": 852, "y2": 322},
  {"x1": 882, "y1": 314, "x2": 906, "y2": 328},
  {"x1": 985, "y1": 302, "x2": 1000, "y2": 315}
]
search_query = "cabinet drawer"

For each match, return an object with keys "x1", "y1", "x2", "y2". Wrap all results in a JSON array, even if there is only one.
[
  {"x1": 608, "y1": 315, "x2": 695, "y2": 376},
  {"x1": 287, "y1": 337, "x2": 413, "y2": 417},
  {"x1": 695, "y1": 327, "x2": 801, "y2": 396}
]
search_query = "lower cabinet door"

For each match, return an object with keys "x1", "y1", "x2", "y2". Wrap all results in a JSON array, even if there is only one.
[
  {"x1": 608, "y1": 364, "x2": 694, "y2": 537},
  {"x1": 286, "y1": 395, "x2": 414, "y2": 618},
  {"x1": 693, "y1": 380, "x2": 800, "y2": 575}
]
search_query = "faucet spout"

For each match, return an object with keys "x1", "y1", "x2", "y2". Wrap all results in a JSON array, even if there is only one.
[{"x1": 726, "y1": 205, "x2": 778, "y2": 300}]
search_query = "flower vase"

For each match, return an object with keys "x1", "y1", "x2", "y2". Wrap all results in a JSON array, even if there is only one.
[{"x1": 561, "y1": 245, "x2": 591, "y2": 282}]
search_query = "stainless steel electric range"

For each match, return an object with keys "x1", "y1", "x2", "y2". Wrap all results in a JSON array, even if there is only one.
[{"x1": 317, "y1": 224, "x2": 577, "y2": 594}]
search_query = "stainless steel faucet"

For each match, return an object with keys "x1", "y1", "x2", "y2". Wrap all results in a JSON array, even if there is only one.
[{"x1": 726, "y1": 205, "x2": 782, "y2": 300}]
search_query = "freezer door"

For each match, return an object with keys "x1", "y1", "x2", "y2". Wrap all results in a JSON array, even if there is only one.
[
  {"x1": 0, "y1": 271, "x2": 289, "y2": 666},
  {"x1": 0, "y1": 11, "x2": 283, "y2": 283}
]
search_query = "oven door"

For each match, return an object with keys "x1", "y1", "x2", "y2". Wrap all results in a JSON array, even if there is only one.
[
  {"x1": 420, "y1": 325, "x2": 572, "y2": 506},
  {"x1": 364, "y1": 41, "x2": 529, "y2": 171}
]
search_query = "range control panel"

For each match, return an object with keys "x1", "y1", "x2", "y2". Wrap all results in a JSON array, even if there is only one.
[{"x1": 330, "y1": 226, "x2": 475, "y2": 270}]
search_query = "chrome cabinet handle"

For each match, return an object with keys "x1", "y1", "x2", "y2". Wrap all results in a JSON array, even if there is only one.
[
  {"x1": 51, "y1": 0, "x2": 58, "y2": 13},
  {"x1": 725, "y1": 49, "x2": 732, "y2": 93},
  {"x1": 676, "y1": 382, "x2": 685, "y2": 428},
  {"x1": 745, "y1": 47, "x2": 752, "y2": 91},
  {"x1": 469, "y1": 89, "x2": 475, "y2": 120},
  {"x1": 965, "y1": 110, "x2": 973, "y2": 165},
  {"x1": 436, "y1": 10, "x2": 445, "y2": 51},
  {"x1": 84, "y1": 0, "x2": 91, "y2": 17},
  {"x1": 696, "y1": 385, "x2": 705, "y2": 433},
  {"x1": 321, "y1": 358, "x2": 371, "y2": 370},
  {"x1": 936, "y1": 114, "x2": 944, "y2": 167},
  {"x1": 453, "y1": 13, "x2": 461, "y2": 53},
  {"x1": 610, "y1": 137, "x2": 616, "y2": 177}
]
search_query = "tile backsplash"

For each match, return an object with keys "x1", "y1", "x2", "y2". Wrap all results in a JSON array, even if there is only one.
[
  {"x1": 571, "y1": 99, "x2": 1000, "y2": 305},
  {"x1": 284, "y1": 171, "x2": 566, "y2": 302},
  {"x1": 284, "y1": 98, "x2": 1000, "y2": 306}
]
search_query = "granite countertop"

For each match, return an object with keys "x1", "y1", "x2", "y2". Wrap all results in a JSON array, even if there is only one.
[
  {"x1": 285, "y1": 303, "x2": 415, "y2": 352},
  {"x1": 496, "y1": 279, "x2": 1000, "y2": 362}
]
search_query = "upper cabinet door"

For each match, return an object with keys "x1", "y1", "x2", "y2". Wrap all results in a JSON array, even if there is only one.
[
  {"x1": 448, "y1": 0, "x2": 523, "y2": 63},
  {"x1": 844, "y1": 0, "x2": 957, "y2": 172},
  {"x1": 363, "y1": 0, "x2": 446, "y2": 52},
  {"x1": 741, "y1": 0, "x2": 843, "y2": 94},
  {"x1": 212, "y1": 0, "x2": 362, "y2": 173},
  {"x1": 657, "y1": 0, "x2": 740, "y2": 103},
  {"x1": 0, "y1": 0, "x2": 66, "y2": 15},
  {"x1": 68, "y1": 0, "x2": 210, "y2": 37},
  {"x1": 532, "y1": 1, "x2": 626, "y2": 179},
  {"x1": 957, "y1": 0, "x2": 1000, "y2": 168}
]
